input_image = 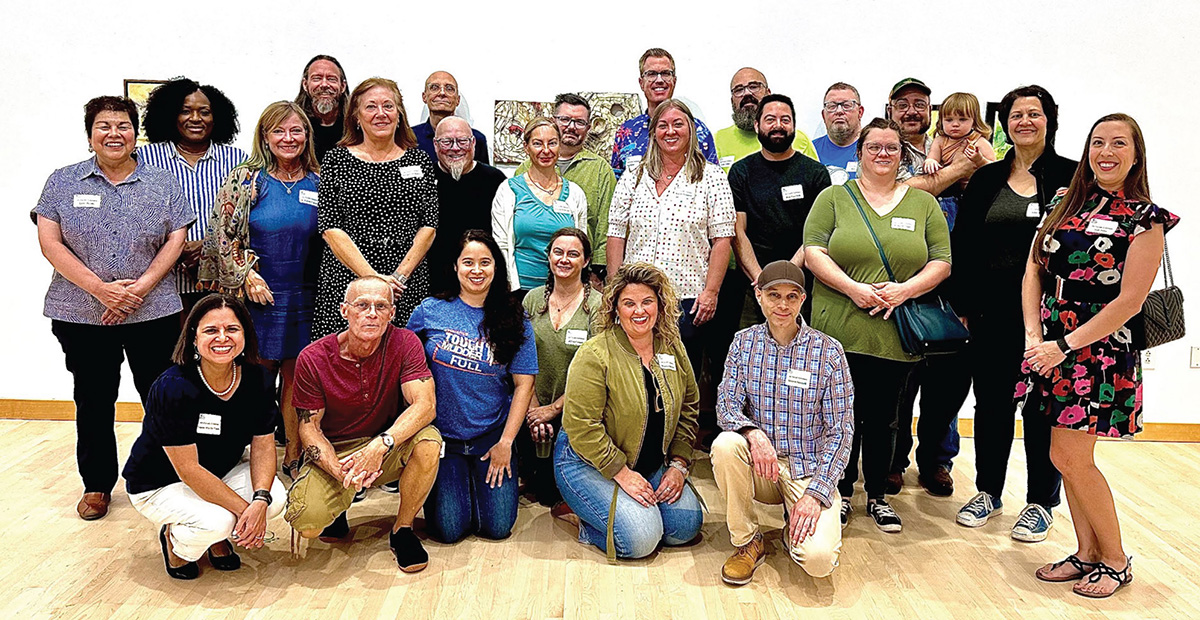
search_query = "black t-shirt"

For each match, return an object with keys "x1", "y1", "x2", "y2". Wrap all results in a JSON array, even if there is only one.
[
  {"x1": 633, "y1": 366, "x2": 666, "y2": 478},
  {"x1": 428, "y1": 163, "x2": 507, "y2": 294},
  {"x1": 122, "y1": 364, "x2": 277, "y2": 494},
  {"x1": 728, "y1": 151, "x2": 831, "y2": 264},
  {"x1": 310, "y1": 112, "x2": 345, "y2": 165}
]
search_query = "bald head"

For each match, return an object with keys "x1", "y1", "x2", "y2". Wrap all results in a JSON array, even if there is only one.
[
  {"x1": 434, "y1": 117, "x2": 476, "y2": 179},
  {"x1": 343, "y1": 275, "x2": 394, "y2": 304},
  {"x1": 730, "y1": 67, "x2": 771, "y2": 131},
  {"x1": 423, "y1": 70, "x2": 461, "y2": 116}
]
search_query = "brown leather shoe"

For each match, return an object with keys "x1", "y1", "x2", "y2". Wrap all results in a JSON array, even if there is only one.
[
  {"x1": 885, "y1": 471, "x2": 904, "y2": 495},
  {"x1": 721, "y1": 532, "x2": 767, "y2": 586},
  {"x1": 919, "y1": 466, "x2": 955, "y2": 497},
  {"x1": 77, "y1": 492, "x2": 111, "y2": 521}
]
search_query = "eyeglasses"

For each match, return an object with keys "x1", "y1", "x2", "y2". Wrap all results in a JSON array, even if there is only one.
[
  {"x1": 269, "y1": 128, "x2": 307, "y2": 138},
  {"x1": 641, "y1": 70, "x2": 676, "y2": 82},
  {"x1": 349, "y1": 300, "x2": 394, "y2": 313},
  {"x1": 891, "y1": 100, "x2": 929, "y2": 112},
  {"x1": 731, "y1": 81, "x2": 766, "y2": 97},
  {"x1": 426, "y1": 84, "x2": 457, "y2": 94},
  {"x1": 434, "y1": 137, "x2": 473, "y2": 149},
  {"x1": 553, "y1": 115, "x2": 590, "y2": 129},
  {"x1": 823, "y1": 100, "x2": 860, "y2": 112},
  {"x1": 864, "y1": 143, "x2": 902, "y2": 155}
]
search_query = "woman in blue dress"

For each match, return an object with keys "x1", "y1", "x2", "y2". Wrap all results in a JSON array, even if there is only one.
[{"x1": 200, "y1": 101, "x2": 322, "y2": 478}]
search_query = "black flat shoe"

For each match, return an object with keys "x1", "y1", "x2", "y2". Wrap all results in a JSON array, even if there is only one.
[
  {"x1": 389, "y1": 527, "x2": 428, "y2": 573},
  {"x1": 207, "y1": 541, "x2": 241, "y2": 571},
  {"x1": 160, "y1": 525, "x2": 199, "y2": 580},
  {"x1": 319, "y1": 512, "x2": 350, "y2": 542}
]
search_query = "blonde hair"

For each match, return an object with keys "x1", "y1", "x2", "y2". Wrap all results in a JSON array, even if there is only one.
[
  {"x1": 341, "y1": 77, "x2": 417, "y2": 149},
  {"x1": 936, "y1": 92, "x2": 992, "y2": 139},
  {"x1": 640, "y1": 99, "x2": 706, "y2": 185},
  {"x1": 596, "y1": 262, "x2": 681, "y2": 344},
  {"x1": 241, "y1": 101, "x2": 320, "y2": 174}
]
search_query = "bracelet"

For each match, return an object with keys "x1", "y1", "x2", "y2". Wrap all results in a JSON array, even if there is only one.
[
  {"x1": 252, "y1": 489, "x2": 272, "y2": 506},
  {"x1": 393, "y1": 272, "x2": 409, "y2": 285},
  {"x1": 668, "y1": 459, "x2": 690, "y2": 478},
  {"x1": 1055, "y1": 337, "x2": 1071, "y2": 355}
]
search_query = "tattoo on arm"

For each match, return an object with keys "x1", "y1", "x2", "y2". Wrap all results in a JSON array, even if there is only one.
[
  {"x1": 297, "y1": 408, "x2": 317, "y2": 424},
  {"x1": 303, "y1": 445, "x2": 321, "y2": 463},
  {"x1": 417, "y1": 376, "x2": 432, "y2": 382}
]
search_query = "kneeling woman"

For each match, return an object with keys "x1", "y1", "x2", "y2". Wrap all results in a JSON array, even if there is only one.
[
  {"x1": 123, "y1": 294, "x2": 286, "y2": 579},
  {"x1": 408, "y1": 230, "x2": 538, "y2": 542},
  {"x1": 556, "y1": 262, "x2": 703, "y2": 559}
]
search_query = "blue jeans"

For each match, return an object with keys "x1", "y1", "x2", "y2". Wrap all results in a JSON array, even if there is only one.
[
  {"x1": 424, "y1": 426, "x2": 519, "y2": 543},
  {"x1": 554, "y1": 431, "x2": 703, "y2": 559}
]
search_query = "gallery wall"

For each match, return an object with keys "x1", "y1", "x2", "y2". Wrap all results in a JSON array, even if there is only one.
[{"x1": 2, "y1": 0, "x2": 1196, "y2": 424}]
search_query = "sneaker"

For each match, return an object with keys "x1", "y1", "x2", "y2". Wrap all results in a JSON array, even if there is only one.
[
  {"x1": 318, "y1": 511, "x2": 350, "y2": 542},
  {"x1": 721, "y1": 532, "x2": 767, "y2": 586},
  {"x1": 956, "y1": 492, "x2": 1002, "y2": 527},
  {"x1": 919, "y1": 466, "x2": 954, "y2": 497},
  {"x1": 866, "y1": 499, "x2": 902, "y2": 533},
  {"x1": 389, "y1": 527, "x2": 429, "y2": 573},
  {"x1": 352, "y1": 488, "x2": 367, "y2": 503},
  {"x1": 840, "y1": 498, "x2": 852, "y2": 528},
  {"x1": 885, "y1": 472, "x2": 904, "y2": 495},
  {"x1": 380, "y1": 480, "x2": 400, "y2": 494},
  {"x1": 1011, "y1": 504, "x2": 1053, "y2": 542}
]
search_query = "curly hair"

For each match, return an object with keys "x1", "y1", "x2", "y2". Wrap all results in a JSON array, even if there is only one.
[
  {"x1": 435, "y1": 230, "x2": 528, "y2": 366},
  {"x1": 596, "y1": 262, "x2": 681, "y2": 344},
  {"x1": 142, "y1": 78, "x2": 240, "y2": 145}
]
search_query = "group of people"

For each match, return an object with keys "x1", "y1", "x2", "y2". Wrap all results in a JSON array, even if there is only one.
[{"x1": 33, "y1": 48, "x2": 1177, "y2": 600}]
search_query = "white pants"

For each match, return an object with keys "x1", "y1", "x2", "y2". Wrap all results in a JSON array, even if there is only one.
[{"x1": 129, "y1": 461, "x2": 286, "y2": 562}]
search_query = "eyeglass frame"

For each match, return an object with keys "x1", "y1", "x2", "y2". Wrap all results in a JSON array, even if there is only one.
[
  {"x1": 731, "y1": 81, "x2": 766, "y2": 97},
  {"x1": 822, "y1": 100, "x2": 861, "y2": 113},
  {"x1": 433, "y1": 136, "x2": 474, "y2": 149},
  {"x1": 553, "y1": 115, "x2": 591, "y2": 129},
  {"x1": 640, "y1": 70, "x2": 676, "y2": 82}
]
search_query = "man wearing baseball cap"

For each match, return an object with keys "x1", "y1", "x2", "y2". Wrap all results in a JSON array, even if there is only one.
[
  {"x1": 888, "y1": 78, "x2": 984, "y2": 195},
  {"x1": 711, "y1": 260, "x2": 854, "y2": 585}
]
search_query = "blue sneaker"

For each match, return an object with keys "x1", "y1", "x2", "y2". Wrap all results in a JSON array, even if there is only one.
[
  {"x1": 956, "y1": 492, "x2": 1002, "y2": 527},
  {"x1": 1011, "y1": 503, "x2": 1053, "y2": 542}
]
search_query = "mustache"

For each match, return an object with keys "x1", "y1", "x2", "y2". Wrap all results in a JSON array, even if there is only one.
[{"x1": 739, "y1": 94, "x2": 759, "y2": 107}]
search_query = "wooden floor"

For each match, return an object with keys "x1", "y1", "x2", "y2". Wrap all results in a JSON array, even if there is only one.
[{"x1": 6, "y1": 419, "x2": 1199, "y2": 620}]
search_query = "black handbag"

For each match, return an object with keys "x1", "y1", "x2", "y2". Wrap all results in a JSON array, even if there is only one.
[
  {"x1": 843, "y1": 184, "x2": 970, "y2": 356},
  {"x1": 1135, "y1": 237, "x2": 1185, "y2": 349}
]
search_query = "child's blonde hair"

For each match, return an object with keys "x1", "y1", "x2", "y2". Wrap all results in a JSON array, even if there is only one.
[{"x1": 936, "y1": 92, "x2": 992, "y2": 139}]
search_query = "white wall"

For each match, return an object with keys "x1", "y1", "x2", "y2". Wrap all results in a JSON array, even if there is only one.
[{"x1": 2, "y1": 0, "x2": 1196, "y2": 424}]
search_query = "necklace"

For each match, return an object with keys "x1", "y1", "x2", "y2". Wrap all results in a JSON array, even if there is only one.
[
  {"x1": 274, "y1": 166, "x2": 304, "y2": 193},
  {"x1": 198, "y1": 364, "x2": 239, "y2": 397},
  {"x1": 280, "y1": 179, "x2": 301, "y2": 194},
  {"x1": 528, "y1": 174, "x2": 561, "y2": 194}
]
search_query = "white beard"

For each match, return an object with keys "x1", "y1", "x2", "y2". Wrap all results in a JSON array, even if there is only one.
[
  {"x1": 314, "y1": 98, "x2": 336, "y2": 116},
  {"x1": 445, "y1": 159, "x2": 467, "y2": 181}
]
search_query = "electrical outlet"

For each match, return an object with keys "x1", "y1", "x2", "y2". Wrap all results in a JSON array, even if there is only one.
[
  {"x1": 1143, "y1": 350, "x2": 1154, "y2": 370},
  {"x1": 1191, "y1": 347, "x2": 1200, "y2": 369}
]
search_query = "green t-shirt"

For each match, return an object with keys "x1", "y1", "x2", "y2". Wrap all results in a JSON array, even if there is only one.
[
  {"x1": 802, "y1": 182, "x2": 951, "y2": 361},
  {"x1": 522, "y1": 285, "x2": 604, "y2": 406},
  {"x1": 713, "y1": 125, "x2": 818, "y2": 173}
]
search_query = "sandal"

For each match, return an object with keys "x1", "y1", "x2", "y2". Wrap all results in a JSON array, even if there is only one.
[
  {"x1": 1035, "y1": 554, "x2": 1100, "y2": 582},
  {"x1": 1073, "y1": 556, "x2": 1133, "y2": 599}
]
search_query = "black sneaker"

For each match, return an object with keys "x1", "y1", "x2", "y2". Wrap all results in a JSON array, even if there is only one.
[
  {"x1": 380, "y1": 480, "x2": 400, "y2": 493},
  {"x1": 352, "y1": 488, "x2": 367, "y2": 503},
  {"x1": 840, "y1": 498, "x2": 852, "y2": 529},
  {"x1": 389, "y1": 527, "x2": 429, "y2": 573},
  {"x1": 867, "y1": 499, "x2": 903, "y2": 533},
  {"x1": 318, "y1": 512, "x2": 349, "y2": 542}
]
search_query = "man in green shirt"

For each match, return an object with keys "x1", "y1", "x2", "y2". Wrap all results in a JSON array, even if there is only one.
[
  {"x1": 714, "y1": 67, "x2": 818, "y2": 172},
  {"x1": 515, "y1": 93, "x2": 616, "y2": 283}
]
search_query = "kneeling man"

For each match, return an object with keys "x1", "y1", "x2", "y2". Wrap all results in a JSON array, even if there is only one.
[
  {"x1": 285, "y1": 275, "x2": 442, "y2": 572},
  {"x1": 713, "y1": 260, "x2": 854, "y2": 584}
]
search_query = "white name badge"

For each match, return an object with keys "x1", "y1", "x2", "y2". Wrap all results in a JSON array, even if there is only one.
[
  {"x1": 565, "y1": 329, "x2": 588, "y2": 346},
  {"x1": 785, "y1": 369, "x2": 812, "y2": 389},
  {"x1": 719, "y1": 155, "x2": 735, "y2": 169},
  {"x1": 677, "y1": 186, "x2": 697, "y2": 199},
  {"x1": 781, "y1": 184, "x2": 805, "y2": 201},
  {"x1": 73, "y1": 194, "x2": 101, "y2": 208},
  {"x1": 196, "y1": 413, "x2": 222, "y2": 436},
  {"x1": 625, "y1": 155, "x2": 643, "y2": 171},
  {"x1": 298, "y1": 189, "x2": 319, "y2": 206},
  {"x1": 552, "y1": 201, "x2": 573, "y2": 215},
  {"x1": 1026, "y1": 202, "x2": 1041, "y2": 218},
  {"x1": 845, "y1": 161, "x2": 859, "y2": 173},
  {"x1": 400, "y1": 165, "x2": 424, "y2": 179},
  {"x1": 1086, "y1": 219, "x2": 1118, "y2": 235},
  {"x1": 655, "y1": 353, "x2": 677, "y2": 371},
  {"x1": 891, "y1": 217, "x2": 917, "y2": 231}
]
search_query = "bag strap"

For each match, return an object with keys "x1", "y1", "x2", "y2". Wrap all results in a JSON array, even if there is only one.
[
  {"x1": 842, "y1": 182, "x2": 898, "y2": 282},
  {"x1": 1162, "y1": 236, "x2": 1174, "y2": 288}
]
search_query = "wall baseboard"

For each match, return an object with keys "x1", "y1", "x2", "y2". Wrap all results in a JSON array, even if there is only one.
[{"x1": 1, "y1": 398, "x2": 1196, "y2": 442}]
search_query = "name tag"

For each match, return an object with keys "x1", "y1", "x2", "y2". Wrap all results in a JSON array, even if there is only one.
[
  {"x1": 565, "y1": 329, "x2": 588, "y2": 346},
  {"x1": 552, "y1": 201, "x2": 573, "y2": 215},
  {"x1": 400, "y1": 165, "x2": 424, "y2": 179},
  {"x1": 781, "y1": 184, "x2": 805, "y2": 201},
  {"x1": 625, "y1": 155, "x2": 643, "y2": 171},
  {"x1": 1026, "y1": 202, "x2": 1040, "y2": 218},
  {"x1": 298, "y1": 189, "x2": 319, "y2": 206},
  {"x1": 73, "y1": 194, "x2": 101, "y2": 208},
  {"x1": 845, "y1": 161, "x2": 859, "y2": 173},
  {"x1": 655, "y1": 353, "x2": 677, "y2": 371},
  {"x1": 196, "y1": 413, "x2": 222, "y2": 436},
  {"x1": 1086, "y1": 219, "x2": 1118, "y2": 235},
  {"x1": 891, "y1": 217, "x2": 916, "y2": 231},
  {"x1": 677, "y1": 186, "x2": 696, "y2": 199},
  {"x1": 719, "y1": 155, "x2": 735, "y2": 170},
  {"x1": 785, "y1": 369, "x2": 812, "y2": 389}
]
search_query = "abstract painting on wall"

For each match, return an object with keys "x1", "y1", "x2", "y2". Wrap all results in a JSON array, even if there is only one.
[{"x1": 493, "y1": 92, "x2": 641, "y2": 165}]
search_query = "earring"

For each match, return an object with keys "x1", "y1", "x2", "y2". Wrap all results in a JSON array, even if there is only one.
[
  {"x1": 87, "y1": 145, "x2": 94, "y2": 153},
  {"x1": 193, "y1": 352, "x2": 200, "y2": 361}
]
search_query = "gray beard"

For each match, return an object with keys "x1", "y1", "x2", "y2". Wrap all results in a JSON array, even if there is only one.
[
  {"x1": 445, "y1": 159, "x2": 467, "y2": 181},
  {"x1": 828, "y1": 125, "x2": 857, "y2": 145},
  {"x1": 314, "y1": 98, "x2": 336, "y2": 116},
  {"x1": 732, "y1": 107, "x2": 756, "y2": 132}
]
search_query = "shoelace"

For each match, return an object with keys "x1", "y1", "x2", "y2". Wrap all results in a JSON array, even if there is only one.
[
  {"x1": 1015, "y1": 506, "x2": 1046, "y2": 530},
  {"x1": 964, "y1": 494, "x2": 993, "y2": 515},
  {"x1": 871, "y1": 502, "x2": 898, "y2": 518}
]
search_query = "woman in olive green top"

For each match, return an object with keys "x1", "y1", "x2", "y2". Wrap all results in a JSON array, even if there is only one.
[
  {"x1": 555, "y1": 262, "x2": 702, "y2": 559},
  {"x1": 520, "y1": 228, "x2": 602, "y2": 506},
  {"x1": 803, "y1": 118, "x2": 951, "y2": 534}
]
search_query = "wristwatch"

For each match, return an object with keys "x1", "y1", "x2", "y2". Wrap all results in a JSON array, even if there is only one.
[
  {"x1": 668, "y1": 459, "x2": 690, "y2": 478},
  {"x1": 252, "y1": 489, "x2": 272, "y2": 506},
  {"x1": 1055, "y1": 337, "x2": 1072, "y2": 355},
  {"x1": 393, "y1": 272, "x2": 409, "y2": 286},
  {"x1": 378, "y1": 432, "x2": 395, "y2": 453}
]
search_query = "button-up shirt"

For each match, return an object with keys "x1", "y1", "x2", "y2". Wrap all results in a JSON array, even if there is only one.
[
  {"x1": 897, "y1": 135, "x2": 933, "y2": 182},
  {"x1": 607, "y1": 162, "x2": 735, "y2": 299},
  {"x1": 31, "y1": 157, "x2": 194, "y2": 325},
  {"x1": 137, "y1": 141, "x2": 246, "y2": 293},
  {"x1": 610, "y1": 112, "x2": 720, "y2": 179},
  {"x1": 716, "y1": 322, "x2": 854, "y2": 507}
]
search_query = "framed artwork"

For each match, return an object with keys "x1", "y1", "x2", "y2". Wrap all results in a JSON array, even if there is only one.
[
  {"x1": 492, "y1": 92, "x2": 641, "y2": 165},
  {"x1": 123, "y1": 79, "x2": 168, "y2": 146}
]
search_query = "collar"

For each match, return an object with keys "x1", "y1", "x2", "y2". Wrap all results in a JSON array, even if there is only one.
[
  {"x1": 171, "y1": 142, "x2": 215, "y2": 163},
  {"x1": 611, "y1": 326, "x2": 667, "y2": 358},
  {"x1": 78, "y1": 155, "x2": 144, "y2": 184},
  {"x1": 755, "y1": 320, "x2": 812, "y2": 349},
  {"x1": 567, "y1": 148, "x2": 603, "y2": 163}
]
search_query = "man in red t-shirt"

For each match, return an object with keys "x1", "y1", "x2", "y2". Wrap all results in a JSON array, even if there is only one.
[{"x1": 284, "y1": 276, "x2": 442, "y2": 573}]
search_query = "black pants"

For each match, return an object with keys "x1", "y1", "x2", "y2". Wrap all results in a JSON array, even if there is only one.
[
  {"x1": 516, "y1": 417, "x2": 562, "y2": 506},
  {"x1": 970, "y1": 311, "x2": 1062, "y2": 507},
  {"x1": 679, "y1": 297, "x2": 724, "y2": 438},
  {"x1": 51, "y1": 314, "x2": 180, "y2": 493},
  {"x1": 839, "y1": 353, "x2": 916, "y2": 500},
  {"x1": 893, "y1": 352, "x2": 971, "y2": 474}
]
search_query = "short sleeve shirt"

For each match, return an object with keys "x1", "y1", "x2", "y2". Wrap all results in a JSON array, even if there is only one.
[
  {"x1": 122, "y1": 364, "x2": 276, "y2": 494},
  {"x1": 610, "y1": 113, "x2": 720, "y2": 179},
  {"x1": 293, "y1": 324, "x2": 432, "y2": 442},
  {"x1": 31, "y1": 157, "x2": 194, "y2": 324},
  {"x1": 813, "y1": 135, "x2": 860, "y2": 185}
]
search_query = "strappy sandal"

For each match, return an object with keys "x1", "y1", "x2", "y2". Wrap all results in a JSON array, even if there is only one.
[
  {"x1": 1035, "y1": 554, "x2": 1100, "y2": 582},
  {"x1": 1073, "y1": 556, "x2": 1133, "y2": 599}
]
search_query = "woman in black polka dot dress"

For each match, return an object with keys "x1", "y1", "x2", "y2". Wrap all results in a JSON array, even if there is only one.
[{"x1": 312, "y1": 78, "x2": 438, "y2": 338}]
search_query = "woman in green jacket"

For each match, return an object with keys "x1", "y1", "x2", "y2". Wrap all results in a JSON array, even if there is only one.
[{"x1": 555, "y1": 262, "x2": 702, "y2": 559}]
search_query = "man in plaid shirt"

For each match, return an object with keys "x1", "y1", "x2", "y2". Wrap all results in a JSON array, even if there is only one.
[{"x1": 711, "y1": 260, "x2": 854, "y2": 585}]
